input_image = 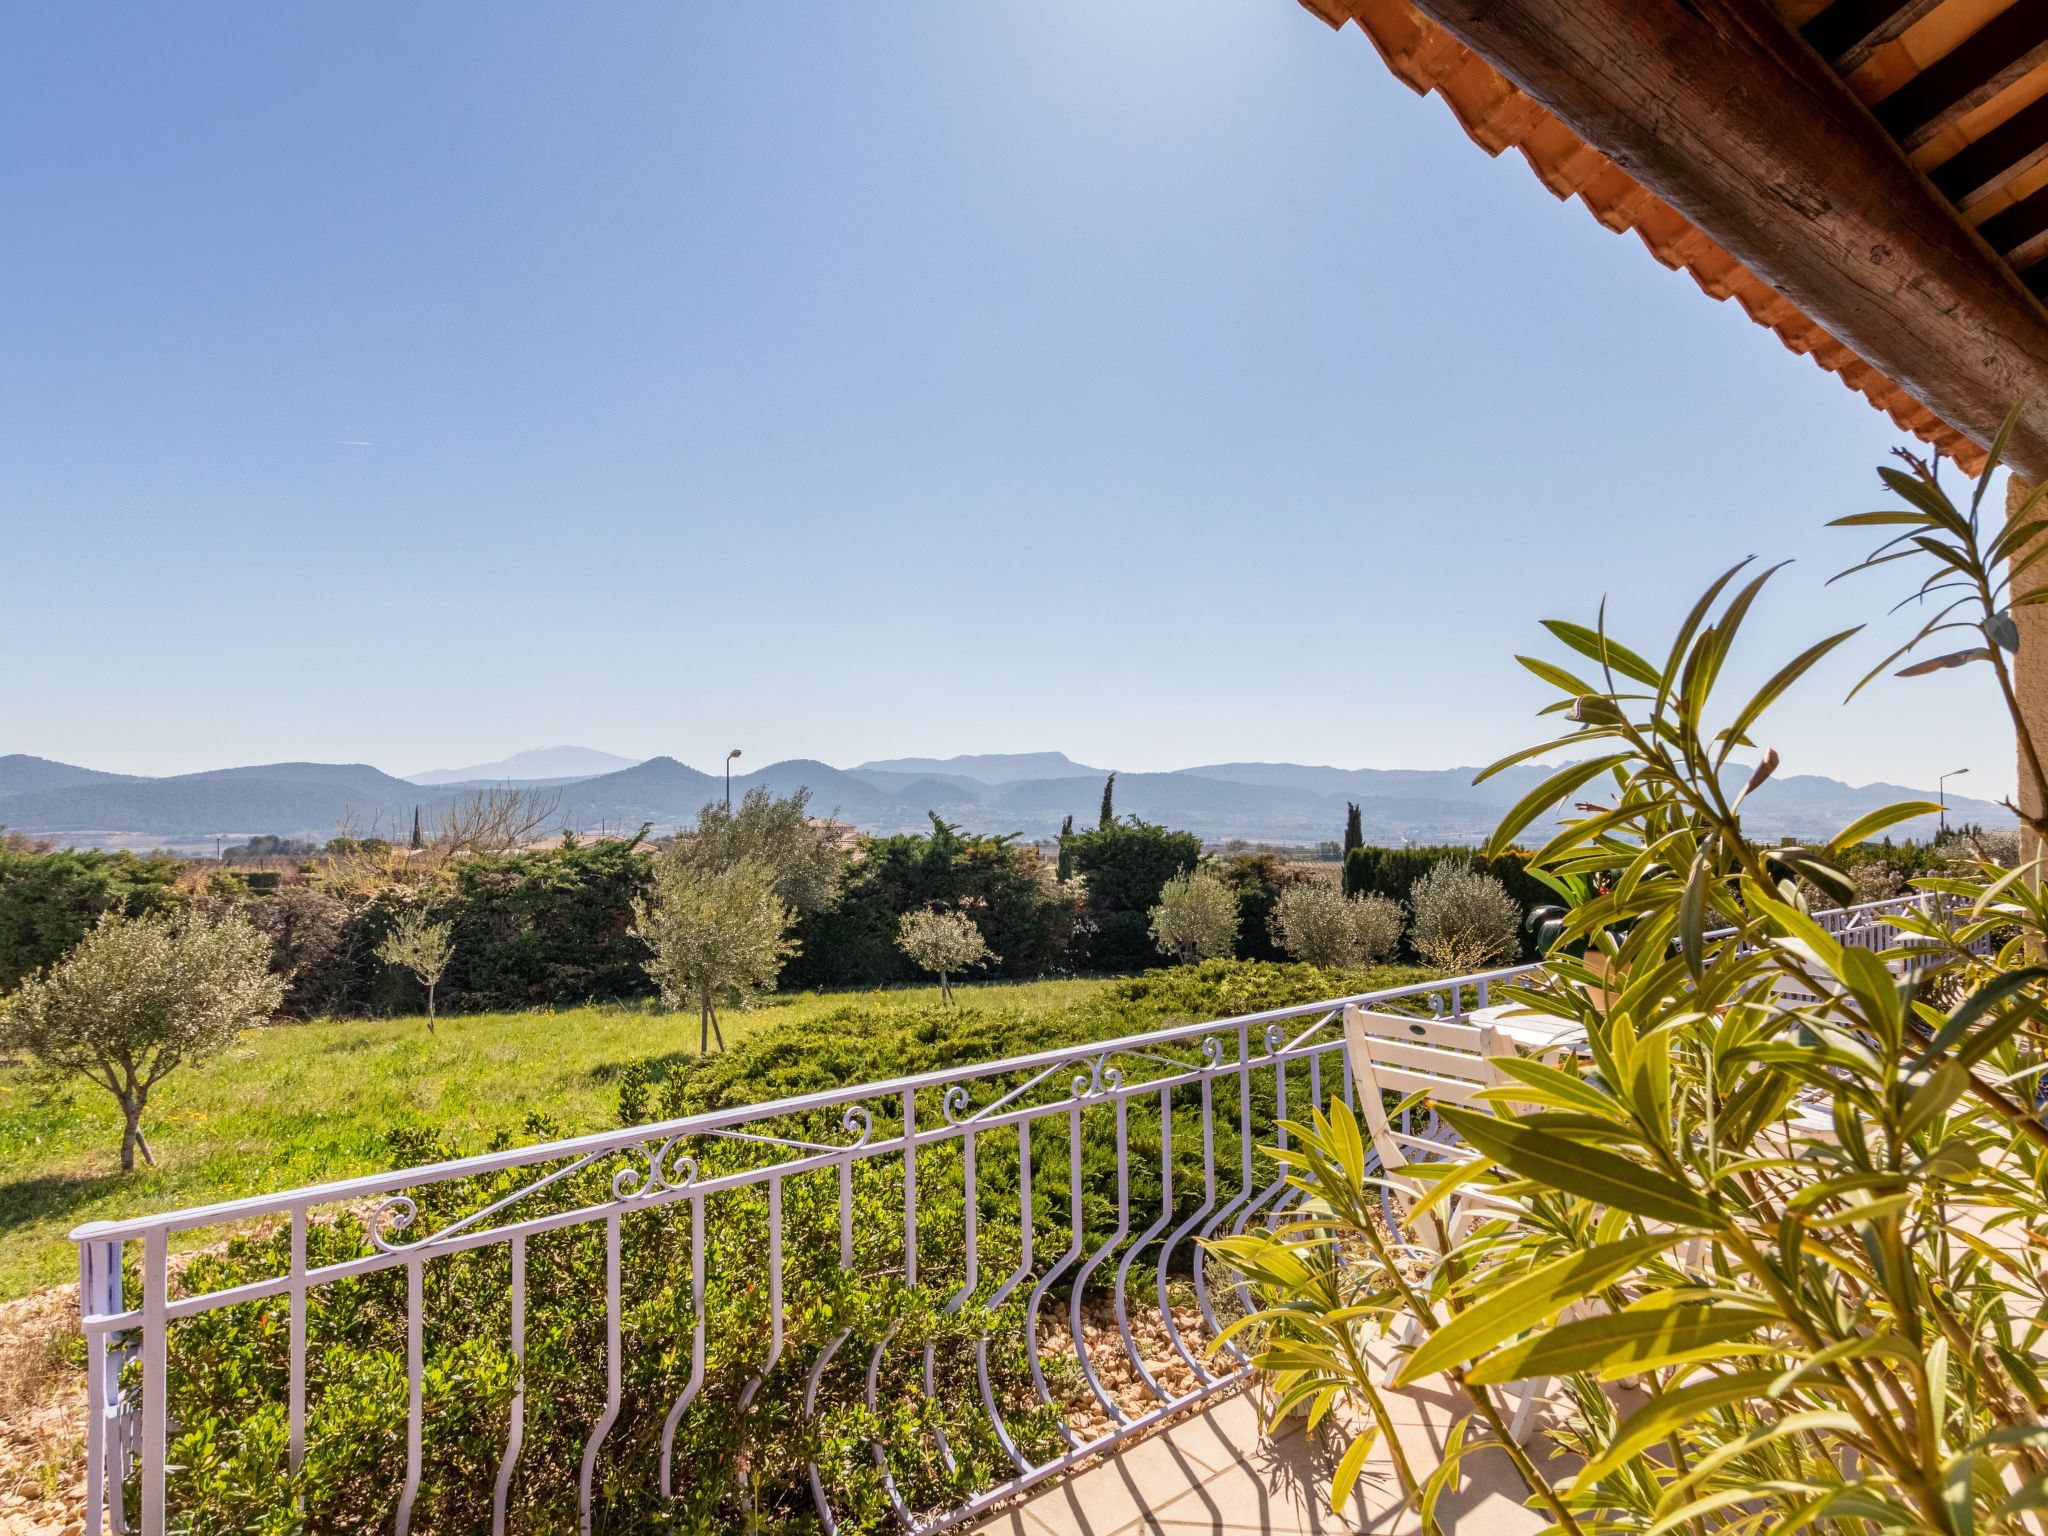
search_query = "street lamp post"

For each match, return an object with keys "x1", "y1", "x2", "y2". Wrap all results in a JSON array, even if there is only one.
[
  {"x1": 727, "y1": 749, "x2": 742, "y2": 810},
  {"x1": 1938, "y1": 767, "x2": 1969, "y2": 833}
]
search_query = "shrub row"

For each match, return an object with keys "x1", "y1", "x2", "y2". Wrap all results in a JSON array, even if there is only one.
[
  {"x1": 148, "y1": 960, "x2": 1427, "y2": 1534},
  {"x1": 0, "y1": 822, "x2": 1299, "y2": 1014},
  {"x1": 1340, "y1": 844, "x2": 1553, "y2": 959}
]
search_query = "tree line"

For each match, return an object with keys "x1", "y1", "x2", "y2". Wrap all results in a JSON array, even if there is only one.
[
  {"x1": 0, "y1": 797, "x2": 1548, "y2": 1023},
  {"x1": 0, "y1": 788, "x2": 1534, "y2": 1168}
]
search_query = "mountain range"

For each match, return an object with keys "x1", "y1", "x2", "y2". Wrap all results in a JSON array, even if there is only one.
[
  {"x1": 0, "y1": 749, "x2": 2012, "y2": 853},
  {"x1": 406, "y1": 745, "x2": 641, "y2": 786}
]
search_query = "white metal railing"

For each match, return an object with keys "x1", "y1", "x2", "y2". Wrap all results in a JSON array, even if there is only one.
[
  {"x1": 1805, "y1": 890, "x2": 1945, "y2": 947},
  {"x1": 72, "y1": 965, "x2": 1541, "y2": 1536},
  {"x1": 69, "y1": 894, "x2": 1940, "y2": 1536}
]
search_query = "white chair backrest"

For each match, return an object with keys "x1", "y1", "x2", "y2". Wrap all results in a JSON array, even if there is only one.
[{"x1": 1342, "y1": 1005, "x2": 1508, "y2": 1177}]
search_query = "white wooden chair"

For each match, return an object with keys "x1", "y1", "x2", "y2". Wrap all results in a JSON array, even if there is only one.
[
  {"x1": 1340, "y1": 1005, "x2": 1557, "y2": 1438},
  {"x1": 1340, "y1": 1006, "x2": 1512, "y2": 1225}
]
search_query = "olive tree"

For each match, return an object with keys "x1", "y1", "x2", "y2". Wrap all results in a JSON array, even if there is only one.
[
  {"x1": 375, "y1": 906, "x2": 454, "y2": 1029},
  {"x1": 1, "y1": 911, "x2": 283, "y2": 1171},
  {"x1": 895, "y1": 907, "x2": 997, "y2": 1003},
  {"x1": 688, "y1": 786, "x2": 844, "y2": 914},
  {"x1": 1269, "y1": 882, "x2": 1403, "y2": 969},
  {"x1": 1147, "y1": 870, "x2": 1240, "y2": 963},
  {"x1": 1404, "y1": 859, "x2": 1521, "y2": 971},
  {"x1": 633, "y1": 854, "x2": 794, "y2": 1052}
]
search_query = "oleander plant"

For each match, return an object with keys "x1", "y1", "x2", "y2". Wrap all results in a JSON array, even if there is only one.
[{"x1": 1213, "y1": 412, "x2": 2048, "y2": 1536}]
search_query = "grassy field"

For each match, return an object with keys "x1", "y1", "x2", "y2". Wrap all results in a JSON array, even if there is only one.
[{"x1": 0, "y1": 978, "x2": 1114, "y2": 1299}]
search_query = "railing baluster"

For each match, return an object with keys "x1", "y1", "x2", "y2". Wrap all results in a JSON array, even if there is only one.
[
  {"x1": 737, "y1": 1178, "x2": 785, "y2": 1415},
  {"x1": 1162, "y1": 1073, "x2": 1220, "y2": 1382},
  {"x1": 977, "y1": 1118, "x2": 1035, "y2": 1475},
  {"x1": 140, "y1": 1228, "x2": 167, "y2": 1536},
  {"x1": 866, "y1": 1091, "x2": 920, "y2": 1526},
  {"x1": 578, "y1": 1211, "x2": 623, "y2": 1535},
  {"x1": 492, "y1": 1233, "x2": 525, "y2": 1536},
  {"x1": 840, "y1": 1153, "x2": 853, "y2": 1268},
  {"x1": 929, "y1": 1129, "x2": 978, "y2": 1474},
  {"x1": 903, "y1": 1087, "x2": 918, "y2": 1291},
  {"x1": 1070, "y1": 1093, "x2": 1132, "y2": 1424},
  {"x1": 110, "y1": 1253, "x2": 131, "y2": 1536},
  {"x1": 1115, "y1": 1086, "x2": 1176, "y2": 1404},
  {"x1": 806, "y1": 1159, "x2": 860, "y2": 1534},
  {"x1": 657, "y1": 1196, "x2": 706, "y2": 1499},
  {"x1": 395, "y1": 1258, "x2": 422, "y2": 1536},
  {"x1": 288, "y1": 1206, "x2": 306, "y2": 1478},
  {"x1": 1234, "y1": 1029, "x2": 1291, "y2": 1233},
  {"x1": 1194, "y1": 1023, "x2": 1257, "y2": 1367},
  {"x1": 80, "y1": 1242, "x2": 109, "y2": 1536},
  {"x1": 1025, "y1": 1103, "x2": 1087, "y2": 1448}
]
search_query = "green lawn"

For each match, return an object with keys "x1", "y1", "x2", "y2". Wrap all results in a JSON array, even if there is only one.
[{"x1": 0, "y1": 977, "x2": 1112, "y2": 1299}]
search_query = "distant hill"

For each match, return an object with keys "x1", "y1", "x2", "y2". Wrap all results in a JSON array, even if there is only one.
[
  {"x1": 0, "y1": 773, "x2": 425, "y2": 844},
  {"x1": 854, "y1": 752, "x2": 1105, "y2": 784},
  {"x1": 164, "y1": 761, "x2": 416, "y2": 795},
  {"x1": 551, "y1": 755, "x2": 718, "y2": 824},
  {"x1": 0, "y1": 754, "x2": 141, "y2": 795},
  {"x1": 1180, "y1": 762, "x2": 1532, "y2": 806},
  {"x1": 844, "y1": 767, "x2": 1001, "y2": 798},
  {"x1": 0, "y1": 760, "x2": 438, "y2": 846},
  {"x1": 1, "y1": 747, "x2": 2014, "y2": 849},
  {"x1": 408, "y1": 746, "x2": 640, "y2": 786}
]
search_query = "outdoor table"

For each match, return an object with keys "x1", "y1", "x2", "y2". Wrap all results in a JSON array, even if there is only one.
[
  {"x1": 1465, "y1": 1002, "x2": 1588, "y2": 1056},
  {"x1": 1468, "y1": 1003, "x2": 1840, "y2": 1142}
]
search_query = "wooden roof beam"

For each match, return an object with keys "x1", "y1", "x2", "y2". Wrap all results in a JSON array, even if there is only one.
[
  {"x1": 1400, "y1": 0, "x2": 2048, "y2": 482},
  {"x1": 1872, "y1": 5, "x2": 2048, "y2": 146},
  {"x1": 1931, "y1": 92, "x2": 2048, "y2": 207},
  {"x1": 1801, "y1": 0, "x2": 1938, "y2": 70}
]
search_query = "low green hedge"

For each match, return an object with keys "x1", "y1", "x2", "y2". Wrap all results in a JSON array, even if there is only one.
[
  {"x1": 144, "y1": 961, "x2": 1430, "y2": 1534},
  {"x1": 1340, "y1": 845, "x2": 1551, "y2": 958}
]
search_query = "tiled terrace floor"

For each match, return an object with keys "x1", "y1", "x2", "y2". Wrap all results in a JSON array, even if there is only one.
[{"x1": 975, "y1": 1366, "x2": 1553, "y2": 1536}]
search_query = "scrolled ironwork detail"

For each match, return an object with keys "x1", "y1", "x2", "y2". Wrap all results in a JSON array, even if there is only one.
[
  {"x1": 366, "y1": 1194, "x2": 418, "y2": 1253},
  {"x1": 1069, "y1": 1054, "x2": 1126, "y2": 1100},
  {"x1": 611, "y1": 1156, "x2": 655, "y2": 1202},
  {"x1": 657, "y1": 1139, "x2": 701, "y2": 1189},
  {"x1": 614, "y1": 1137, "x2": 702, "y2": 1200}
]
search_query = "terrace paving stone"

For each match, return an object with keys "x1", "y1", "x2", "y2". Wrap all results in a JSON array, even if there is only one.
[{"x1": 974, "y1": 1373, "x2": 1555, "y2": 1536}]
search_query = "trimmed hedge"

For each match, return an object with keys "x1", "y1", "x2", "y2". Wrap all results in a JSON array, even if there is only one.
[
  {"x1": 1061, "y1": 821, "x2": 1202, "y2": 971},
  {"x1": 0, "y1": 846, "x2": 184, "y2": 991},
  {"x1": 1340, "y1": 845, "x2": 1550, "y2": 959},
  {"x1": 150, "y1": 960, "x2": 1432, "y2": 1535}
]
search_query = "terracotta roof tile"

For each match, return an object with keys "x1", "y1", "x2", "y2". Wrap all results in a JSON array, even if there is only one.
[{"x1": 1300, "y1": 0, "x2": 1985, "y2": 468}]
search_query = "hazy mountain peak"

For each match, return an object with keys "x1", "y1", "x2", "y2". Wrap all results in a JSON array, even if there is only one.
[
  {"x1": 0, "y1": 754, "x2": 143, "y2": 794},
  {"x1": 854, "y1": 751, "x2": 1105, "y2": 784},
  {"x1": 407, "y1": 746, "x2": 640, "y2": 786},
  {"x1": 3, "y1": 747, "x2": 2015, "y2": 853}
]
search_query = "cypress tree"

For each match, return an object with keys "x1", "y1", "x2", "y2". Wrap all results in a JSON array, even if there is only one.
[
  {"x1": 410, "y1": 806, "x2": 423, "y2": 850},
  {"x1": 1343, "y1": 802, "x2": 1363, "y2": 858},
  {"x1": 1342, "y1": 846, "x2": 1369, "y2": 898},
  {"x1": 1098, "y1": 773, "x2": 1116, "y2": 830},
  {"x1": 1056, "y1": 814, "x2": 1074, "y2": 881}
]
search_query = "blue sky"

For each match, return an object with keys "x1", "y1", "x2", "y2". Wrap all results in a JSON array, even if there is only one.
[{"x1": 1, "y1": 1, "x2": 2015, "y2": 799}]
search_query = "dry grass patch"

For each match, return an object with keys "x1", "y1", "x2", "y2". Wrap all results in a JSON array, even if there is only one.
[{"x1": 0, "y1": 1289, "x2": 87, "y2": 1535}]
